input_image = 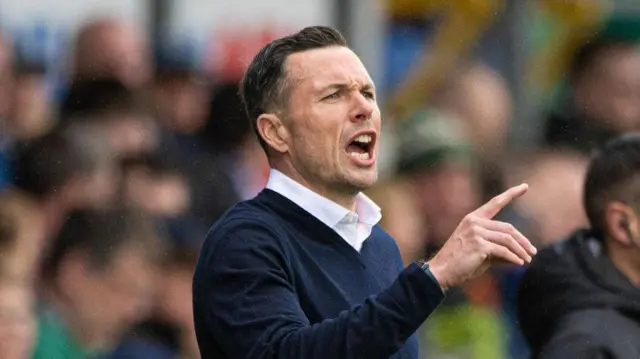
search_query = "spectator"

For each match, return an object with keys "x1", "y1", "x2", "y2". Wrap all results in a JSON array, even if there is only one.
[
  {"x1": 518, "y1": 133, "x2": 640, "y2": 358},
  {"x1": 394, "y1": 109, "x2": 506, "y2": 359},
  {"x1": 0, "y1": 189, "x2": 42, "y2": 359},
  {"x1": 119, "y1": 154, "x2": 191, "y2": 219},
  {"x1": 396, "y1": 108, "x2": 480, "y2": 256},
  {"x1": 113, "y1": 221, "x2": 205, "y2": 359},
  {"x1": 6, "y1": 58, "x2": 55, "y2": 142},
  {"x1": 0, "y1": 189, "x2": 46, "y2": 282},
  {"x1": 10, "y1": 125, "x2": 118, "y2": 238},
  {"x1": 0, "y1": 277, "x2": 35, "y2": 359},
  {"x1": 543, "y1": 39, "x2": 640, "y2": 153},
  {"x1": 33, "y1": 208, "x2": 166, "y2": 359},
  {"x1": 153, "y1": 43, "x2": 210, "y2": 135},
  {"x1": 60, "y1": 77, "x2": 159, "y2": 157},
  {"x1": 71, "y1": 18, "x2": 151, "y2": 88},
  {"x1": 201, "y1": 82, "x2": 270, "y2": 200},
  {"x1": 152, "y1": 79, "x2": 242, "y2": 228},
  {"x1": 432, "y1": 62, "x2": 513, "y2": 159}
]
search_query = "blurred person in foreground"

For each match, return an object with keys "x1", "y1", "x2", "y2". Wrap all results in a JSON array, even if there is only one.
[
  {"x1": 192, "y1": 26, "x2": 536, "y2": 359},
  {"x1": 33, "y1": 209, "x2": 166, "y2": 359},
  {"x1": 517, "y1": 133, "x2": 640, "y2": 358},
  {"x1": 0, "y1": 189, "x2": 44, "y2": 359},
  {"x1": 543, "y1": 38, "x2": 640, "y2": 153},
  {"x1": 71, "y1": 18, "x2": 151, "y2": 88}
]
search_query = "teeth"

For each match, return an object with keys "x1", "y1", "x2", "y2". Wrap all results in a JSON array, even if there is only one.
[
  {"x1": 354, "y1": 134, "x2": 372, "y2": 144},
  {"x1": 349, "y1": 152, "x2": 371, "y2": 160}
]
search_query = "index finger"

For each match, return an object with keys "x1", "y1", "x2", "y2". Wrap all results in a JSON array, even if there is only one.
[{"x1": 473, "y1": 183, "x2": 529, "y2": 219}]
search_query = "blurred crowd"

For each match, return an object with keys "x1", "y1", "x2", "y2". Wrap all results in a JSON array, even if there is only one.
[{"x1": 0, "y1": 13, "x2": 639, "y2": 359}]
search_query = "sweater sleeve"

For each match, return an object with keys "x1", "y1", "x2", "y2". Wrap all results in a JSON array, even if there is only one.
[{"x1": 193, "y1": 221, "x2": 444, "y2": 359}]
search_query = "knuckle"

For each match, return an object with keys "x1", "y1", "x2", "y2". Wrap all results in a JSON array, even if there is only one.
[
  {"x1": 470, "y1": 225, "x2": 483, "y2": 236},
  {"x1": 465, "y1": 215, "x2": 479, "y2": 225}
]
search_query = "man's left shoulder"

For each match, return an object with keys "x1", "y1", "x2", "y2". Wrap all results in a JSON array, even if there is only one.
[
  {"x1": 369, "y1": 225, "x2": 398, "y2": 246},
  {"x1": 367, "y1": 225, "x2": 405, "y2": 266}
]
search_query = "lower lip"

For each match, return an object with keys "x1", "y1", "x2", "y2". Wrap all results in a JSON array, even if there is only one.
[{"x1": 345, "y1": 150, "x2": 376, "y2": 167}]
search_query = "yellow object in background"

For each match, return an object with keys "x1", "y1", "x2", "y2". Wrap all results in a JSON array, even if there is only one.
[
  {"x1": 386, "y1": 0, "x2": 504, "y2": 120},
  {"x1": 527, "y1": 0, "x2": 612, "y2": 99}
]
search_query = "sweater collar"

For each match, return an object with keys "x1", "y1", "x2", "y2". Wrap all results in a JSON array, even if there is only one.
[{"x1": 265, "y1": 169, "x2": 381, "y2": 229}]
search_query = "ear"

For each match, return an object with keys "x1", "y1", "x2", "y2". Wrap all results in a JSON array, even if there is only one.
[
  {"x1": 604, "y1": 201, "x2": 635, "y2": 246},
  {"x1": 257, "y1": 113, "x2": 289, "y2": 154}
]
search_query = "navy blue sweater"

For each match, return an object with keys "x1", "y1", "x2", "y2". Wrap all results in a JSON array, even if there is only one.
[{"x1": 193, "y1": 189, "x2": 444, "y2": 359}]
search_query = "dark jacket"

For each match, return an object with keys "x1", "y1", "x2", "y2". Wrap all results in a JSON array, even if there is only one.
[{"x1": 517, "y1": 229, "x2": 640, "y2": 359}]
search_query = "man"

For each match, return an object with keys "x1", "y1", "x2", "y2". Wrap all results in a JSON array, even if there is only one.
[
  {"x1": 543, "y1": 39, "x2": 640, "y2": 153},
  {"x1": 71, "y1": 18, "x2": 151, "y2": 88},
  {"x1": 193, "y1": 26, "x2": 536, "y2": 359},
  {"x1": 10, "y1": 125, "x2": 118, "y2": 238},
  {"x1": 34, "y1": 208, "x2": 165, "y2": 358},
  {"x1": 517, "y1": 133, "x2": 640, "y2": 358}
]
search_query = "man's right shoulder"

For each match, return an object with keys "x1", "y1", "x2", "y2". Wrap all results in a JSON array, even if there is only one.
[{"x1": 208, "y1": 198, "x2": 278, "y2": 236}]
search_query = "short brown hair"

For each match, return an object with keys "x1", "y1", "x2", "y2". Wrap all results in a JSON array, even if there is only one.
[{"x1": 240, "y1": 26, "x2": 347, "y2": 154}]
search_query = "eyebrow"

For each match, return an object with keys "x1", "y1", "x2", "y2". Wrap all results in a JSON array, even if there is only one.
[{"x1": 320, "y1": 82, "x2": 376, "y2": 93}]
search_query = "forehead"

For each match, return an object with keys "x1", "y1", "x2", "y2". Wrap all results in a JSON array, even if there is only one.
[{"x1": 285, "y1": 46, "x2": 373, "y2": 88}]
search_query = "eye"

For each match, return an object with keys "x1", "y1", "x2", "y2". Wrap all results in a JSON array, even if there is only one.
[
  {"x1": 362, "y1": 91, "x2": 375, "y2": 100},
  {"x1": 323, "y1": 92, "x2": 341, "y2": 101}
]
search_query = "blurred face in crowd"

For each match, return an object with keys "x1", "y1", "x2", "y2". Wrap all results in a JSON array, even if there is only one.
[
  {"x1": 154, "y1": 75, "x2": 210, "y2": 133},
  {"x1": 60, "y1": 246, "x2": 155, "y2": 349},
  {"x1": 123, "y1": 167, "x2": 190, "y2": 217},
  {"x1": 9, "y1": 73, "x2": 55, "y2": 140},
  {"x1": 72, "y1": 160, "x2": 120, "y2": 209},
  {"x1": 436, "y1": 64, "x2": 513, "y2": 157},
  {"x1": 575, "y1": 46, "x2": 640, "y2": 132},
  {"x1": 262, "y1": 46, "x2": 381, "y2": 206},
  {"x1": 0, "y1": 282, "x2": 35, "y2": 359},
  {"x1": 99, "y1": 114, "x2": 159, "y2": 157},
  {"x1": 74, "y1": 20, "x2": 150, "y2": 87},
  {"x1": 411, "y1": 161, "x2": 481, "y2": 246}
]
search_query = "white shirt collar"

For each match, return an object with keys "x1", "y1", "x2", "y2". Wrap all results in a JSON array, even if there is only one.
[{"x1": 265, "y1": 169, "x2": 382, "y2": 250}]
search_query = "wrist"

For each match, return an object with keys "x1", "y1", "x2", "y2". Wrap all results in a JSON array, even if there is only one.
[{"x1": 423, "y1": 257, "x2": 449, "y2": 292}]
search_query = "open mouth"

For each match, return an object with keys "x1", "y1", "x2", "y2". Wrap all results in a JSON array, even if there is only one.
[{"x1": 346, "y1": 132, "x2": 376, "y2": 161}]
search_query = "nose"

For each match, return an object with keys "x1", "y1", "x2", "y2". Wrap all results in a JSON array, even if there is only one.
[{"x1": 350, "y1": 92, "x2": 374, "y2": 123}]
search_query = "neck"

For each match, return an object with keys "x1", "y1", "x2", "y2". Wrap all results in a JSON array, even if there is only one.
[
  {"x1": 271, "y1": 162, "x2": 357, "y2": 212},
  {"x1": 607, "y1": 241, "x2": 640, "y2": 287},
  {"x1": 46, "y1": 285, "x2": 106, "y2": 350}
]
